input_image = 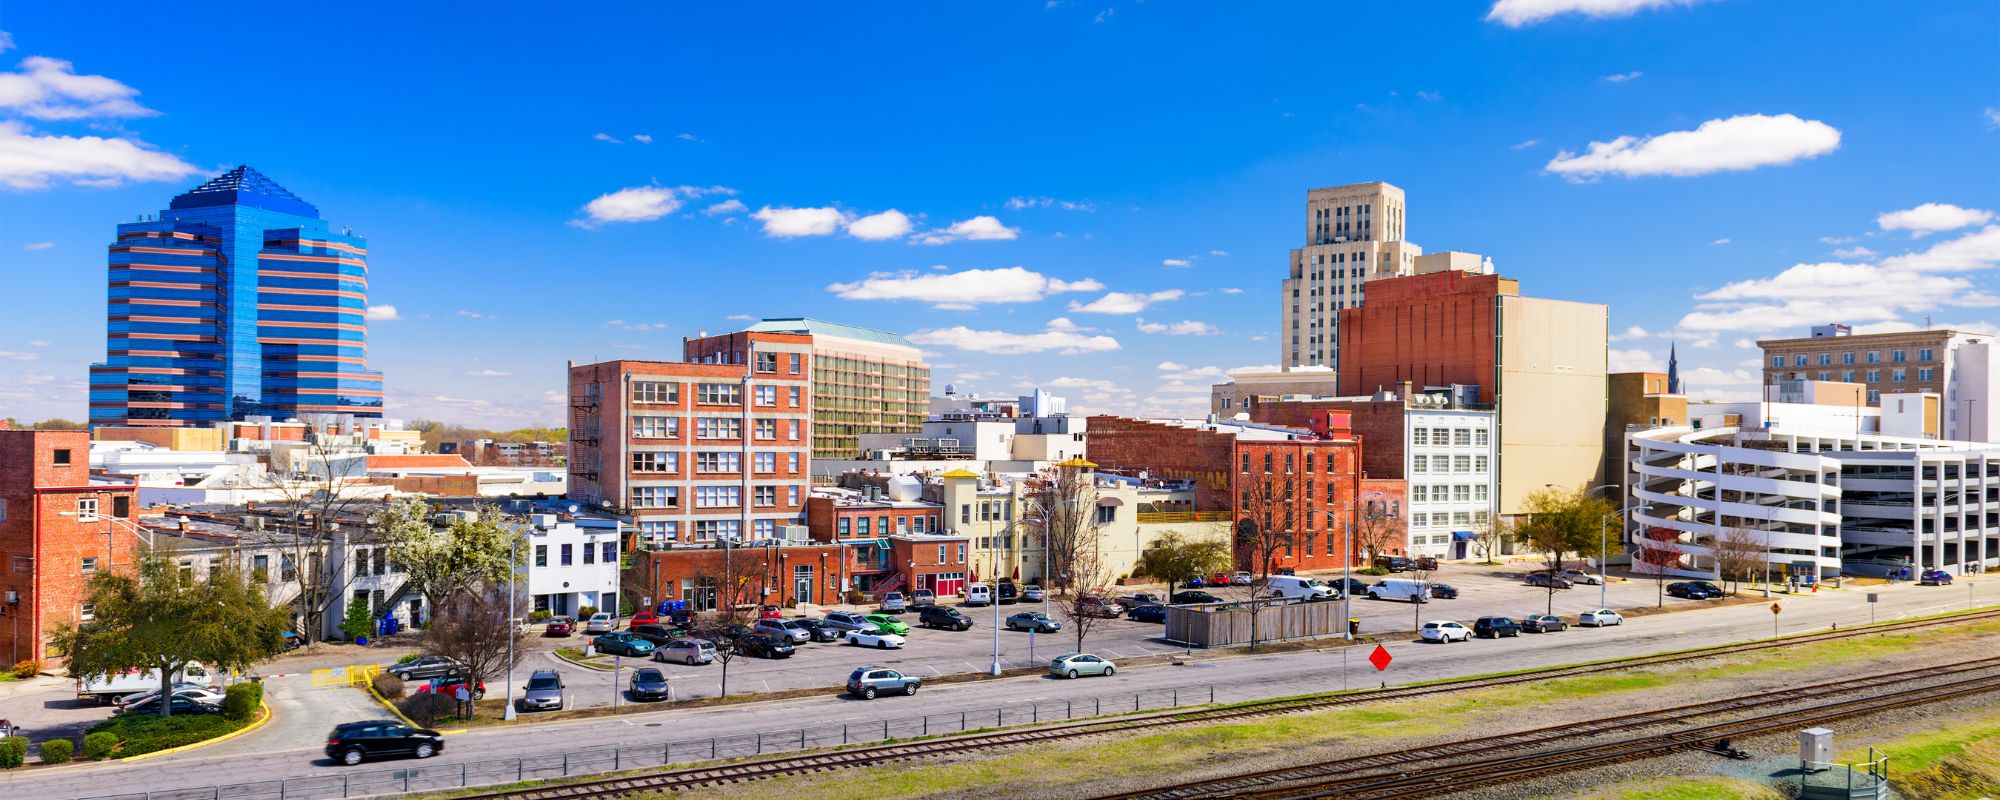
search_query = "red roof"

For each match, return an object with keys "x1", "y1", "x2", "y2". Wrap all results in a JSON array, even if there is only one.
[{"x1": 366, "y1": 454, "x2": 472, "y2": 470}]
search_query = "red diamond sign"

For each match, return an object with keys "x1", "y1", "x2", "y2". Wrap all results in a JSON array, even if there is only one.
[{"x1": 1368, "y1": 645, "x2": 1392, "y2": 671}]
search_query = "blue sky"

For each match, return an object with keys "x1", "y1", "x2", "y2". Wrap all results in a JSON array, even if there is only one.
[{"x1": 3, "y1": 1, "x2": 1998, "y2": 427}]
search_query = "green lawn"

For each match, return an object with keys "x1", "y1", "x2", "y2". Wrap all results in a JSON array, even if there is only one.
[
  {"x1": 1839, "y1": 707, "x2": 2000, "y2": 800},
  {"x1": 1571, "y1": 776, "x2": 1782, "y2": 800}
]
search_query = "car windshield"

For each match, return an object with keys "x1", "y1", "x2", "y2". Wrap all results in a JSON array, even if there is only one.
[
  {"x1": 526, "y1": 676, "x2": 560, "y2": 690},
  {"x1": 635, "y1": 669, "x2": 663, "y2": 681}
]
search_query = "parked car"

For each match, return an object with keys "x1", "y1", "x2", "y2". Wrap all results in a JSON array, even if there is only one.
[
  {"x1": 1419, "y1": 620, "x2": 1471, "y2": 643},
  {"x1": 1920, "y1": 569, "x2": 1954, "y2": 586},
  {"x1": 754, "y1": 618, "x2": 814, "y2": 644},
  {"x1": 1184, "y1": 575, "x2": 1207, "y2": 588},
  {"x1": 1006, "y1": 611, "x2": 1061, "y2": 633},
  {"x1": 1172, "y1": 590, "x2": 1222, "y2": 605},
  {"x1": 794, "y1": 617, "x2": 845, "y2": 642},
  {"x1": 919, "y1": 605, "x2": 974, "y2": 631},
  {"x1": 1689, "y1": 581, "x2": 1725, "y2": 596},
  {"x1": 1075, "y1": 595, "x2": 1124, "y2": 618},
  {"x1": 1666, "y1": 582, "x2": 1719, "y2": 600},
  {"x1": 1428, "y1": 583, "x2": 1460, "y2": 600},
  {"x1": 692, "y1": 623, "x2": 757, "y2": 644},
  {"x1": 629, "y1": 667, "x2": 671, "y2": 702},
  {"x1": 1231, "y1": 571, "x2": 1254, "y2": 586},
  {"x1": 627, "y1": 611, "x2": 660, "y2": 627},
  {"x1": 1266, "y1": 575, "x2": 1338, "y2": 602},
  {"x1": 592, "y1": 632, "x2": 657, "y2": 658},
  {"x1": 965, "y1": 583, "x2": 993, "y2": 606},
  {"x1": 627, "y1": 623, "x2": 682, "y2": 647},
  {"x1": 1578, "y1": 608, "x2": 1625, "y2": 627},
  {"x1": 326, "y1": 720, "x2": 443, "y2": 765},
  {"x1": 1327, "y1": 577, "x2": 1371, "y2": 596},
  {"x1": 583, "y1": 612, "x2": 616, "y2": 634},
  {"x1": 543, "y1": 617, "x2": 575, "y2": 637},
  {"x1": 1412, "y1": 555, "x2": 1440, "y2": 571},
  {"x1": 1049, "y1": 653, "x2": 1117, "y2": 679},
  {"x1": 654, "y1": 638, "x2": 717, "y2": 665},
  {"x1": 735, "y1": 633, "x2": 796, "y2": 659},
  {"x1": 114, "y1": 683, "x2": 211, "y2": 709},
  {"x1": 863, "y1": 613, "x2": 912, "y2": 636},
  {"x1": 411, "y1": 679, "x2": 486, "y2": 701},
  {"x1": 997, "y1": 582, "x2": 1020, "y2": 605},
  {"x1": 1520, "y1": 614, "x2": 1568, "y2": 633},
  {"x1": 847, "y1": 666, "x2": 919, "y2": 699},
  {"x1": 1209, "y1": 571, "x2": 1233, "y2": 586},
  {"x1": 1115, "y1": 592, "x2": 1164, "y2": 610},
  {"x1": 1555, "y1": 570, "x2": 1605, "y2": 586},
  {"x1": 1372, "y1": 556, "x2": 1413, "y2": 572},
  {"x1": 844, "y1": 629, "x2": 907, "y2": 649},
  {"x1": 820, "y1": 612, "x2": 876, "y2": 632},
  {"x1": 388, "y1": 655, "x2": 466, "y2": 682},
  {"x1": 758, "y1": 605, "x2": 784, "y2": 620},
  {"x1": 910, "y1": 589, "x2": 937, "y2": 607},
  {"x1": 1366, "y1": 579, "x2": 1430, "y2": 603},
  {"x1": 1526, "y1": 573, "x2": 1575, "y2": 590},
  {"x1": 520, "y1": 670, "x2": 565, "y2": 712},
  {"x1": 1473, "y1": 616, "x2": 1523, "y2": 638},
  {"x1": 1021, "y1": 585, "x2": 1046, "y2": 602},
  {"x1": 881, "y1": 592, "x2": 908, "y2": 613},
  {"x1": 1127, "y1": 604, "x2": 1169, "y2": 624},
  {"x1": 1275, "y1": 566, "x2": 1297, "y2": 576},
  {"x1": 117, "y1": 694, "x2": 222, "y2": 716}
]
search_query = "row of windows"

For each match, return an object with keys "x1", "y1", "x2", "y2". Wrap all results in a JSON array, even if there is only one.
[
  {"x1": 1411, "y1": 510, "x2": 1489, "y2": 528},
  {"x1": 1240, "y1": 450, "x2": 1340, "y2": 474},
  {"x1": 1773, "y1": 348, "x2": 1934, "y2": 368},
  {"x1": 630, "y1": 485, "x2": 802, "y2": 509},
  {"x1": 1412, "y1": 455, "x2": 1488, "y2": 474},
  {"x1": 530, "y1": 540, "x2": 619, "y2": 567},
  {"x1": 837, "y1": 514, "x2": 941, "y2": 536},
  {"x1": 637, "y1": 519, "x2": 779, "y2": 541},
  {"x1": 1410, "y1": 484, "x2": 1489, "y2": 503},
  {"x1": 1778, "y1": 368, "x2": 1934, "y2": 384},
  {"x1": 1411, "y1": 427, "x2": 1488, "y2": 447}
]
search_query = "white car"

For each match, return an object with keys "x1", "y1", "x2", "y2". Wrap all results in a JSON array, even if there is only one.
[
  {"x1": 116, "y1": 685, "x2": 221, "y2": 708},
  {"x1": 844, "y1": 630, "x2": 906, "y2": 649},
  {"x1": 1557, "y1": 570, "x2": 1606, "y2": 586},
  {"x1": 1419, "y1": 620, "x2": 1470, "y2": 643},
  {"x1": 1578, "y1": 608, "x2": 1624, "y2": 627},
  {"x1": 583, "y1": 612, "x2": 616, "y2": 634}
]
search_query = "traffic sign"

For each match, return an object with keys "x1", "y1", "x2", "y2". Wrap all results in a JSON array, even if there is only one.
[
  {"x1": 1368, "y1": 645, "x2": 1392, "y2": 671},
  {"x1": 1866, "y1": 593, "x2": 1879, "y2": 603},
  {"x1": 1770, "y1": 603, "x2": 1783, "y2": 615}
]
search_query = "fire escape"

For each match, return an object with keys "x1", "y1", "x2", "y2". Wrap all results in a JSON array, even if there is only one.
[{"x1": 568, "y1": 386, "x2": 600, "y2": 485}]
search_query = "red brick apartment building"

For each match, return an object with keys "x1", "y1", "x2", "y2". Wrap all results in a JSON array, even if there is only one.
[
  {"x1": 1086, "y1": 414, "x2": 1373, "y2": 573},
  {"x1": 566, "y1": 330, "x2": 814, "y2": 548},
  {"x1": 0, "y1": 426, "x2": 141, "y2": 663}
]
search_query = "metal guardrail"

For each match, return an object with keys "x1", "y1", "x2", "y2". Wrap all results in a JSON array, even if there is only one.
[{"x1": 77, "y1": 683, "x2": 1218, "y2": 800}]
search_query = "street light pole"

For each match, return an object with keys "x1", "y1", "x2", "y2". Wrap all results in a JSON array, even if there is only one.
[{"x1": 503, "y1": 533, "x2": 518, "y2": 721}]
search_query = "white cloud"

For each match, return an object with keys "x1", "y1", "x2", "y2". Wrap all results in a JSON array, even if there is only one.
[
  {"x1": 1510, "y1": 139, "x2": 1543, "y2": 150},
  {"x1": 464, "y1": 369, "x2": 514, "y2": 377},
  {"x1": 0, "y1": 119, "x2": 199, "y2": 190},
  {"x1": 1068, "y1": 289, "x2": 1184, "y2": 315},
  {"x1": 1878, "y1": 226, "x2": 2000, "y2": 272},
  {"x1": 908, "y1": 321, "x2": 1121, "y2": 355},
  {"x1": 1677, "y1": 226, "x2": 2000, "y2": 333},
  {"x1": 1608, "y1": 347, "x2": 1665, "y2": 372},
  {"x1": 1156, "y1": 361, "x2": 1188, "y2": 371},
  {"x1": 1094, "y1": 8, "x2": 1114, "y2": 23},
  {"x1": 592, "y1": 132, "x2": 621, "y2": 144},
  {"x1": 1210, "y1": 250, "x2": 1229, "y2": 257},
  {"x1": 1544, "y1": 114, "x2": 1840, "y2": 181},
  {"x1": 828, "y1": 266, "x2": 1102, "y2": 308},
  {"x1": 752, "y1": 205, "x2": 846, "y2": 237},
  {"x1": 1710, "y1": 238, "x2": 1730, "y2": 246},
  {"x1": 1985, "y1": 107, "x2": 2000, "y2": 130},
  {"x1": 1832, "y1": 246, "x2": 1877, "y2": 259},
  {"x1": 1219, "y1": 287, "x2": 1244, "y2": 294},
  {"x1": 677, "y1": 132, "x2": 702, "y2": 142},
  {"x1": 0, "y1": 31, "x2": 12, "y2": 54},
  {"x1": 1162, "y1": 258, "x2": 1191, "y2": 267},
  {"x1": 1732, "y1": 338, "x2": 1756, "y2": 349},
  {"x1": 1487, "y1": 0, "x2": 1702, "y2": 27},
  {"x1": 1610, "y1": 325, "x2": 1651, "y2": 342},
  {"x1": 916, "y1": 215, "x2": 1019, "y2": 245},
  {"x1": 456, "y1": 310, "x2": 496, "y2": 320},
  {"x1": 0, "y1": 56, "x2": 156, "y2": 120},
  {"x1": 632, "y1": 134, "x2": 653, "y2": 144},
  {"x1": 703, "y1": 198, "x2": 746, "y2": 216},
  {"x1": 575, "y1": 185, "x2": 734, "y2": 227},
  {"x1": 1046, "y1": 317, "x2": 1097, "y2": 332},
  {"x1": 846, "y1": 209, "x2": 914, "y2": 241},
  {"x1": 725, "y1": 314, "x2": 756, "y2": 321},
  {"x1": 1819, "y1": 236, "x2": 1857, "y2": 245},
  {"x1": 0, "y1": 350, "x2": 38, "y2": 361},
  {"x1": 1006, "y1": 196, "x2": 1094, "y2": 212},
  {"x1": 1136, "y1": 318, "x2": 1221, "y2": 336},
  {"x1": 1046, "y1": 376, "x2": 1123, "y2": 392},
  {"x1": 1159, "y1": 364, "x2": 1226, "y2": 380},
  {"x1": 1227, "y1": 364, "x2": 1290, "y2": 376},
  {"x1": 27, "y1": 340, "x2": 50, "y2": 347},
  {"x1": 22, "y1": 241, "x2": 51, "y2": 250},
  {"x1": 603, "y1": 320, "x2": 669, "y2": 331},
  {"x1": 1602, "y1": 71, "x2": 1644, "y2": 82},
  {"x1": 1876, "y1": 203, "x2": 1995, "y2": 237},
  {"x1": 364, "y1": 304, "x2": 400, "y2": 321}
]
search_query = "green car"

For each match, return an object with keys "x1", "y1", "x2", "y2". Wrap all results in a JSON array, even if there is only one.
[
  {"x1": 592, "y1": 632, "x2": 657, "y2": 658},
  {"x1": 863, "y1": 613, "x2": 911, "y2": 636}
]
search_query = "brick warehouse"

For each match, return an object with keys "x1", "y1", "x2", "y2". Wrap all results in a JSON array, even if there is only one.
[
  {"x1": 1085, "y1": 414, "x2": 1380, "y2": 573},
  {"x1": 0, "y1": 426, "x2": 142, "y2": 664}
]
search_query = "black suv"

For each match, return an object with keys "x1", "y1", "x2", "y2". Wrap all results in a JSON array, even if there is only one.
[
  {"x1": 996, "y1": 581, "x2": 1020, "y2": 605},
  {"x1": 734, "y1": 633, "x2": 796, "y2": 659},
  {"x1": 1171, "y1": 590, "x2": 1222, "y2": 604},
  {"x1": 794, "y1": 618, "x2": 844, "y2": 642},
  {"x1": 1473, "y1": 616, "x2": 1523, "y2": 638},
  {"x1": 326, "y1": 720, "x2": 444, "y2": 765},
  {"x1": 1667, "y1": 582, "x2": 1719, "y2": 600},
  {"x1": 1373, "y1": 556, "x2": 1413, "y2": 572},
  {"x1": 919, "y1": 605, "x2": 974, "y2": 631}
]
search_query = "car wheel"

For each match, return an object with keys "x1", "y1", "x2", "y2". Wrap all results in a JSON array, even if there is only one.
[
  {"x1": 341, "y1": 748, "x2": 365, "y2": 766},
  {"x1": 1066, "y1": 669, "x2": 1079, "y2": 679},
  {"x1": 876, "y1": 640, "x2": 887, "y2": 649},
  {"x1": 905, "y1": 683, "x2": 918, "y2": 696},
  {"x1": 1103, "y1": 666, "x2": 1115, "y2": 677},
  {"x1": 863, "y1": 686, "x2": 877, "y2": 700},
  {"x1": 415, "y1": 743, "x2": 436, "y2": 759}
]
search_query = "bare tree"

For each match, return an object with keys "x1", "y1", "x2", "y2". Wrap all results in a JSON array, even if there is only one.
[
  {"x1": 1028, "y1": 461, "x2": 1113, "y2": 652},
  {"x1": 684, "y1": 544, "x2": 760, "y2": 698},
  {"x1": 1470, "y1": 515, "x2": 1515, "y2": 565},
  {"x1": 259, "y1": 424, "x2": 373, "y2": 643},
  {"x1": 1635, "y1": 527, "x2": 1688, "y2": 608},
  {"x1": 1712, "y1": 526, "x2": 1767, "y2": 596},
  {"x1": 1353, "y1": 510, "x2": 1402, "y2": 563},
  {"x1": 1233, "y1": 465, "x2": 1303, "y2": 652},
  {"x1": 421, "y1": 583, "x2": 528, "y2": 719},
  {"x1": 1053, "y1": 532, "x2": 1116, "y2": 653}
]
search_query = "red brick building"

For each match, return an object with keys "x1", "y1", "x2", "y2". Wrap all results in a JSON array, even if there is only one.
[
  {"x1": 1337, "y1": 270, "x2": 1508, "y2": 401},
  {"x1": 804, "y1": 489, "x2": 946, "y2": 594},
  {"x1": 1086, "y1": 414, "x2": 1372, "y2": 573},
  {"x1": 0, "y1": 426, "x2": 141, "y2": 664},
  {"x1": 628, "y1": 542, "x2": 850, "y2": 610}
]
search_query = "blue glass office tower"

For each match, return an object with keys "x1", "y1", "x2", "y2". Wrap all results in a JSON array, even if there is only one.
[{"x1": 90, "y1": 166, "x2": 385, "y2": 426}]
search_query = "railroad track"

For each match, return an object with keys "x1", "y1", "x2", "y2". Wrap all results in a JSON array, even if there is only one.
[
  {"x1": 1235, "y1": 670, "x2": 2000, "y2": 799},
  {"x1": 446, "y1": 607, "x2": 2000, "y2": 800},
  {"x1": 1091, "y1": 655, "x2": 2000, "y2": 800}
]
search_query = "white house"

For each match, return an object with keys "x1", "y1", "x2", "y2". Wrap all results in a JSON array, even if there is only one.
[{"x1": 520, "y1": 513, "x2": 624, "y2": 617}]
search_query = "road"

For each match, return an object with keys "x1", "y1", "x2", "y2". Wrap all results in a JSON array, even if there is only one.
[{"x1": 12, "y1": 573, "x2": 1990, "y2": 800}]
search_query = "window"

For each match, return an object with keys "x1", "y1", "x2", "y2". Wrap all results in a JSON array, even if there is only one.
[
  {"x1": 281, "y1": 554, "x2": 297, "y2": 582},
  {"x1": 80, "y1": 603, "x2": 95, "y2": 622},
  {"x1": 0, "y1": 498, "x2": 6, "y2": 522},
  {"x1": 1891, "y1": 349, "x2": 1907, "y2": 364},
  {"x1": 602, "y1": 541, "x2": 617, "y2": 563},
  {"x1": 560, "y1": 544, "x2": 573, "y2": 566},
  {"x1": 858, "y1": 516, "x2": 871, "y2": 535},
  {"x1": 1095, "y1": 505, "x2": 1116, "y2": 524},
  {"x1": 789, "y1": 386, "x2": 801, "y2": 406},
  {"x1": 1453, "y1": 455, "x2": 1471, "y2": 473},
  {"x1": 696, "y1": 452, "x2": 741, "y2": 472},
  {"x1": 1241, "y1": 454, "x2": 1251, "y2": 472},
  {"x1": 1411, "y1": 428, "x2": 1429, "y2": 446},
  {"x1": 960, "y1": 504, "x2": 971, "y2": 523},
  {"x1": 1410, "y1": 512, "x2": 1428, "y2": 527},
  {"x1": 1474, "y1": 484, "x2": 1488, "y2": 501},
  {"x1": 788, "y1": 453, "x2": 800, "y2": 473},
  {"x1": 1793, "y1": 355, "x2": 1808, "y2": 367},
  {"x1": 1817, "y1": 353, "x2": 1831, "y2": 366},
  {"x1": 1867, "y1": 389, "x2": 1880, "y2": 403},
  {"x1": 1474, "y1": 429, "x2": 1489, "y2": 446},
  {"x1": 631, "y1": 486, "x2": 679, "y2": 508},
  {"x1": 1474, "y1": 455, "x2": 1488, "y2": 473},
  {"x1": 695, "y1": 520, "x2": 740, "y2": 540},
  {"x1": 957, "y1": 543, "x2": 966, "y2": 563},
  {"x1": 1410, "y1": 485, "x2": 1427, "y2": 502},
  {"x1": 755, "y1": 385, "x2": 777, "y2": 406},
  {"x1": 1817, "y1": 372, "x2": 1830, "y2": 381},
  {"x1": 81, "y1": 557, "x2": 98, "y2": 574},
  {"x1": 582, "y1": 541, "x2": 596, "y2": 564},
  {"x1": 633, "y1": 417, "x2": 678, "y2": 438},
  {"x1": 755, "y1": 419, "x2": 777, "y2": 439},
  {"x1": 1453, "y1": 485, "x2": 1472, "y2": 502},
  {"x1": 1842, "y1": 371, "x2": 1855, "y2": 383},
  {"x1": 789, "y1": 353, "x2": 802, "y2": 373},
  {"x1": 1891, "y1": 369, "x2": 1907, "y2": 383},
  {"x1": 754, "y1": 486, "x2": 777, "y2": 506},
  {"x1": 754, "y1": 452, "x2": 777, "y2": 472},
  {"x1": 696, "y1": 486, "x2": 741, "y2": 508},
  {"x1": 1770, "y1": 356, "x2": 1784, "y2": 368},
  {"x1": 76, "y1": 497, "x2": 98, "y2": 522},
  {"x1": 535, "y1": 544, "x2": 548, "y2": 567},
  {"x1": 697, "y1": 383, "x2": 741, "y2": 404},
  {"x1": 1918, "y1": 348, "x2": 1935, "y2": 362},
  {"x1": 1264, "y1": 453, "x2": 1273, "y2": 472},
  {"x1": 696, "y1": 417, "x2": 741, "y2": 439},
  {"x1": 633, "y1": 381, "x2": 678, "y2": 403},
  {"x1": 756, "y1": 352, "x2": 778, "y2": 373},
  {"x1": 912, "y1": 516, "x2": 926, "y2": 533},
  {"x1": 1842, "y1": 352, "x2": 1856, "y2": 365},
  {"x1": 1453, "y1": 429, "x2": 1472, "y2": 446},
  {"x1": 251, "y1": 554, "x2": 269, "y2": 582},
  {"x1": 789, "y1": 420, "x2": 800, "y2": 440},
  {"x1": 1866, "y1": 370, "x2": 1880, "y2": 383},
  {"x1": 837, "y1": 518, "x2": 851, "y2": 536},
  {"x1": 52, "y1": 448, "x2": 71, "y2": 466},
  {"x1": 788, "y1": 486, "x2": 799, "y2": 505},
  {"x1": 1304, "y1": 453, "x2": 1315, "y2": 472},
  {"x1": 1411, "y1": 455, "x2": 1427, "y2": 474},
  {"x1": 753, "y1": 519, "x2": 776, "y2": 538},
  {"x1": 631, "y1": 452, "x2": 677, "y2": 472},
  {"x1": 938, "y1": 544, "x2": 947, "y2": 563},
  {"x1": 1919, "y1": 367, "x2": 1934, "y2": 382},
  {"x1": 1284, "y1": 453, "x2": 1294, "y2": 472},
  {"x1": 1866, "y1": 351, "x2": 1881, "y2": 364},
  {"x1": 112, "y1": 496, "x2": 129, "y2": 518}
]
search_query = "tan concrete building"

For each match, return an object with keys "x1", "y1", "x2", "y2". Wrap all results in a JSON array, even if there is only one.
[
  {"x1": 1605, "y1": 371, "x2": 1687, "y2": 489},
  {"x1": 1209, "y1": 366, "x2": 1340, "y2": 416},
  {"x1": 1758, "y1": 324, "x2": 2000, "y2": 441},
  {"x1": 1279, "y1": 181, "x2": 1488, "y2": 370},
  {"x1": 936, "y1": 470, "x2": 1226, "y2": 586}
]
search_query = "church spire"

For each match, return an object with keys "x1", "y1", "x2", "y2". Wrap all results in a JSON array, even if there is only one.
[{"x1": 1666, "y1": 341, "x2": 1681, "y2": 394}]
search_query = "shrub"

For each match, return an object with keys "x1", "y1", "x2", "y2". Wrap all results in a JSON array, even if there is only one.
[
  {"x1": 398, "y1": 693, "x2": 457, "y2": 727},
  {"x1": 578, "y1": 605, "x2": 599, "y2": 619},
  {"x1": 222, "y1": 682, "x2": 264, "y2": 723},
  {"x1": 10, "y1": 660, "x2": 39, "y2": 679},
  {"x1": 339, "y1": 595, "x2": 374, "y2": 642},
  {"x1": 0, "y1": 737, "x2": 25, "y2": 768},
  {"x1": 395, "y1": 652, "x2": 422, "y2": 664},
  {"x1": 528, "y1": 609, "x2": 553, "y2": 623},
  {"x1": 370, "y1": 672, "x2": 405, "y2": 699},
  {"x1": 1357, "y1": 567, "x2": 1391, "y2": 576},
  {"x1": 38, "y1": 739, "x2": 71, "y2": 764},
  {"x1": 86, "y1": 714, "x2": 236, "y2": 757},
  {"x1": 82, "y1": 732, "x2": 116, "y2": 761}
]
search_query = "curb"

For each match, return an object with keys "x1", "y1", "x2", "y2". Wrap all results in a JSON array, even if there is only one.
[
  {"x1": 119, "y1": 700, "x2": 273, "y2": 763},
  {"x1": 551, "y1": 650, "x2": 619, "y2": 672}
]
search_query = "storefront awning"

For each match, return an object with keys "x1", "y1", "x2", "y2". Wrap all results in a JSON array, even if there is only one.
[
  {"x1": 1097, "y1": 497, "x2": 1124, "y2": 507},
  {"x1": 1452, "y1": 530, "x2": 1477, "y2": 541}
]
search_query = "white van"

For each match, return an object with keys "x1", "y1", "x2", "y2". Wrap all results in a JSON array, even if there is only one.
[
  {"x1": 964, "y1": 583, "x2": 993, "y2": 607},
  {"x1": 1266, "y1": 575, "x2": 1338, "y2": 601},
  {"x1": 78, "y1": 663, "x2": 214, "y2": 703},
  {"x1": 1366, "y1": 578, "x2": 1430, "y2": 603}
]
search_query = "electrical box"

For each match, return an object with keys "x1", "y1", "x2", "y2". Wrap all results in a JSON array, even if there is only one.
[{"x1": 1800, "y1": 727, "x2": 1834, "y2": 772}]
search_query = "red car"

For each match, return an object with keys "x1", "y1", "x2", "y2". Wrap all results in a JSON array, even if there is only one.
[
  {"x1": 1210, "y1": 572, "x2": 1232, "y2": 586},
  {"x1": 628, "y1": 611, "x2": 659, "y2": 627},
  {"x1": 543, "y1": 617, "x2": 574, "y2": 636},
  {"x1": 413, "y1": 679, "x2": 486, "y2": 700},
  {"x1": 758, "y1": 605, "x2": 783, "y2": 620}
]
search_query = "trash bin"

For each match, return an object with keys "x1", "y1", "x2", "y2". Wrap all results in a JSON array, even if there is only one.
[{"x1": 1348, "y1": 618, "x2": 1361, "y2": 636}]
